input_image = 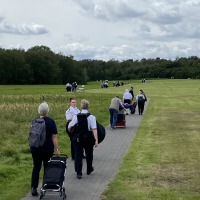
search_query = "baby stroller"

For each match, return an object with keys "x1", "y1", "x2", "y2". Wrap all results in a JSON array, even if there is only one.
[{"x1": 40, "y1": 155, "x2": 68, "y2": 200}]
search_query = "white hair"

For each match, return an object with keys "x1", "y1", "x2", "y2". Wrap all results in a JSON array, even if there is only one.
[
  {"x1": 81, "y1": 99, "x2": 89, "y2": 109},
  {"x1": 38, "y1": 102, "x2": 49, "y2": 116}
]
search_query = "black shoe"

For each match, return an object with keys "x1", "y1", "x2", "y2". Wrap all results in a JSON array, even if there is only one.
[
  {"x1": 31, "y1": 188, "x2": 38, "y2": 196},
  {"x1": 87, "y1": 167, "x2": 94, "y2": 175},
  {"x1": 77, "y1": 174, "x2": 82, "y2": 179}
]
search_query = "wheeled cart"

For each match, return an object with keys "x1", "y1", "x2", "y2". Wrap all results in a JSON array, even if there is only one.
[
  {"x1": 116, "y1": 110, "x2": 126, "y2": 128},
  {"x1": 40, "y1": 155, "x2": 68, "y2": 200}
]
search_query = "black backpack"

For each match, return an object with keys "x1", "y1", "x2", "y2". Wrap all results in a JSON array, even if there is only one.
[
  {"x1": 138, "y1": 95, "x2": 144, "y2": 102},
  {"x1": 77, "y1": 113, "x2": 106, "y2": 143},
  {"x1": 77, "y1": 113, "x2": 93, "y2": 139},
  {"x1": 29, "y1": 118, "x2": 46, "y2": 147}
]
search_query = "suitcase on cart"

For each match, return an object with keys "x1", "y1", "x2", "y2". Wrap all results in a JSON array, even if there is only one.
[
  {"x1": 116, "y1": 110, "x2": 126, "y2": 128},
  {"x1": 40, "y1": 155, "x2": 68, "y2": 200}
]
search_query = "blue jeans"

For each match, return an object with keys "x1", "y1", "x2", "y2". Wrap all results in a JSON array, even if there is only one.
[{"x1": 109, "y1": 108, "x2": 118, "y2": 128}]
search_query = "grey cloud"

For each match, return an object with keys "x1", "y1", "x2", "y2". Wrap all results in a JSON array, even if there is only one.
[
  {"x1": 54, "y1": 39, "x2": 200, "y2": 61},
  {"x1": 71, "y1": 0, "x2": 184, "y2": 25},
  {"x1": 71, "y1": 0, "x2": 145, "y2": 21},
  {"x1": 151, "y1": 12, "x2": 182, "y2": 24},
  {"x1": 0, "y1": 19, "x2": 49, "y2": 35},
  {"x1": 0, "y1": 16, "x2": 4, "y2": 22}
]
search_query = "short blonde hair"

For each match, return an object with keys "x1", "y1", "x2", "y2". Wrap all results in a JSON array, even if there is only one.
[
  {"x1": 81, "y1": 99, "x2": 89, "y2": 109},
  {"x1": 38, "y1": 102, "x2": 49, "y2": 116}
]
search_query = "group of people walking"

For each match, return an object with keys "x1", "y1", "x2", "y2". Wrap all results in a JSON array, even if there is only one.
[
  {"x1": 66, "y1": 82, "x2": 77, "y2": 92},
  {"x1": 29, "y1": 86, "x2": 147, "y2": 197},
  {"x1": 67, "y1": 98, "x2": 98, "y2": 179},
  {"x1": 29, "y1": 98, "x2": 98, "y2": 196},
  {"x1": 109, "y1": 87, "x2": 147, "y2": 129}
]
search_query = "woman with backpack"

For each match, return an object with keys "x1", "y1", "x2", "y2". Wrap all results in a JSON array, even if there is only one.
[
  {"x1": 136, "y1": 90, "x2": 146, "y2": 115},
  {"x1": 29, "y1": 102, "x2": 60, "y2": 196}
]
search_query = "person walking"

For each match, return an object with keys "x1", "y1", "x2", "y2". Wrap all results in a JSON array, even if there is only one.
[
  {"x1": 129, "y1": 87, "x2": 134, "y2": 100},
  {"x1": 140, "y1": 89, "x2": 147, "y2": 102},
  {"x1": 136, "y1": 90, "x2": 146, "y2": 115},
  {"x1": 65, "y1": 98, "x2": 80, "y2": 160},
  {"x1": 109, "y1": 96, "x2": 126, "y2": 130},
  {"x1": 30, "y1": 102, "x2": 60, "y2": 196},
  {"x1": 68, "y1": 99, "x2": 98, "y2": 179},
  {"x1": 123, "y1": 89, "x2": 133, "y2": 104}
]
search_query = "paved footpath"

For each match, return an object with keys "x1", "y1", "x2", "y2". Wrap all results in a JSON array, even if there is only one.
[{"x1": 21, "y1": 100, "x2": 149, "y2": 200}]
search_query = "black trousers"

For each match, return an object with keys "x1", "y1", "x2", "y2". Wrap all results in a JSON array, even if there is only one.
[
  {"x1": 31, "y1": 151, "x2": 53, "y2": 188},
  {"x1": 66, "y1": 122, "x2": 76, "y2": 159},
  {"x1": 138, "y1": 101, "x2": 145, "y2": 114},
  {"x1": 124, "y1": 99, "x2": 131, "y2": 104},
  {"x1": 74, "y1": 138, "x2": 94, "y2": 175},
  {"x1": 69, "y1": 134, "x2": 75, "y2": 159}
]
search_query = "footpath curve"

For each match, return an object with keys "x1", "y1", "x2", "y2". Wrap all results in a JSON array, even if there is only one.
[{"x1": 21, "y1": 99, "x2": 149, "y2": 200}]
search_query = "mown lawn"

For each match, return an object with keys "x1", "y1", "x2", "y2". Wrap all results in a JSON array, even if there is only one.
[
  {"x1": 0, "y1": 79, "x2": 200, "y2": 200},
  {"x1": 101, "y1": 79, "x2": 200, "y2": 200}
]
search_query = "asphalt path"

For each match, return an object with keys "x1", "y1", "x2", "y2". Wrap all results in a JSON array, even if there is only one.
[{"x1": 21, "y1": 99, "x2": 149, "y2": 200}]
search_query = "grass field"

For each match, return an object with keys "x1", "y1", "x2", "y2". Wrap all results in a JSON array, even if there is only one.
[{"x1": 0, "y1": 79, "x2": 200, "y2": 200}]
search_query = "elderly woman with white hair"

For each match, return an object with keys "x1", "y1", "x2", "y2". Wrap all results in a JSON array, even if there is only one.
[
  {"x1": 123, "y1": 89, "x2": 133, "y2": 104},
  {"x1": 30, "y1": 102, "x2": 60, "y2": 196}
]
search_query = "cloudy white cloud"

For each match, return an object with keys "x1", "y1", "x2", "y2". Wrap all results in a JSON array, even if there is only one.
[
  {"x1": 0, "y1": 18, "x2": 48, "y2": 35},
  {"x1": 0, "y1": 0, "x2": 200, "y2": 61}
]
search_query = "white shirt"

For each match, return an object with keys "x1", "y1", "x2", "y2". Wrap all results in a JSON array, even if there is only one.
[
  {"x1": 65, "y1": 106, "x2": 80, "y2": 121},
  {"x1": 123, "y1": 92, "x2": 132, "y2": 100},
  {"x1": 68, "y1": 109, "x2": 97, "y2": 130}
]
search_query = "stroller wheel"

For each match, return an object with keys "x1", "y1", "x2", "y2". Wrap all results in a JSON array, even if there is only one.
[
  {"x1": 39, "y1": 190, "x2": 45, "y2": 199},
  {"x1": 63, "y1": 194, "x2": 67, "y2": 200},
  {"x1": 59, "y1": 191, "x2": 63, "y2": 197}
]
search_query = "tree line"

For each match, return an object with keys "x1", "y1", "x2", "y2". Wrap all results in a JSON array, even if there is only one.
[{"x1": 0, "y1": 45, "x2": 200, "y2": 85}]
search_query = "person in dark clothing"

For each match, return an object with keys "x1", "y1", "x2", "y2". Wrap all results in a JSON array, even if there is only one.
[
  {"x1": 68, "y1": 99, "x2": 98, "y2": 179},
  {"x1": 30, "y1": 102, "x2": 60, "y2": 196},
  {"x1": 136, "y1": 90, "x2": 145, "y2": 115},
  {"x1": 140, "y1": 89, "x2": 147, "y2": 103},
  {"x1": 129, "y1": 87, "x2": 134, "y2": 100}
]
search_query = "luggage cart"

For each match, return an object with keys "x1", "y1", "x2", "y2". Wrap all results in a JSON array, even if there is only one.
[
  {"x1": 116, "y1": 109, "x2": 126, "y2": 128},
  {"x1": 40, "y1": 155, "x2": 68, "y2": 200}
]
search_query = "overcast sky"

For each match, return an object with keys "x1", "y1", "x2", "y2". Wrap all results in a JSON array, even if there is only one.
[{"x1": 0, "y1": 0, "x2": 200, "y2": 61}]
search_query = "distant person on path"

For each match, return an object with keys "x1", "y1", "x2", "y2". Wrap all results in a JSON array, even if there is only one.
[
  {"x1": 30, "y1": 102, "x2": 60, "y2": 196},
  {"x1": 109, "y1": 96, "x2": 126, "y2": 130},
  {"x1": 68, "y1": 99, "x2": 98, "y2": 179},
  {"x1": 140, "y1": 89, "x2": 147, "y2": 103},
  {"x1": 123, "y1": 89, "x2": 133, "y2": 104},
  {"x1": 129, "y1": 87, "x2": 134, "y2": 100},
  {"x1": 66, "y1": 83, "x2": 72, "y2": 92},
  {"x1": 66, "y1": 98, "x2": 80, "y2": 160},
  {"x1": 136, "y1": 90, "x2": 146, "y2": 115}
]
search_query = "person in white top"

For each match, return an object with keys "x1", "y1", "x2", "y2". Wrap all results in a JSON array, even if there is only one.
[
  {"x1": 123, "y1": 89, "x2": 133, "y2": 104},
  {"x1": 65, "y1": 98, "x2": 80, "y2": 160},
  {"x1": 66, "y1": 98, "x2": 80, "y2": 121},
  {"x1": 68, "y1": 99, "x2": 98, "y2": 179}
]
